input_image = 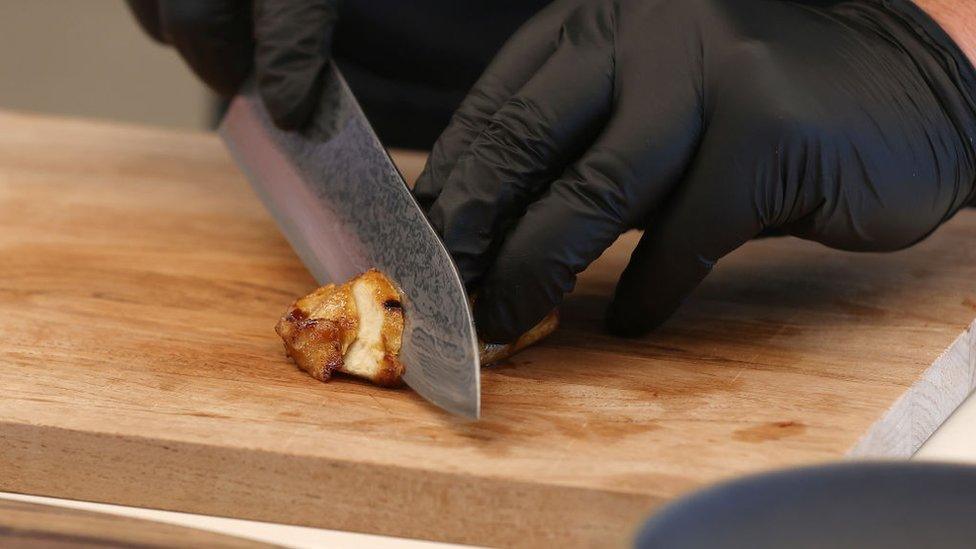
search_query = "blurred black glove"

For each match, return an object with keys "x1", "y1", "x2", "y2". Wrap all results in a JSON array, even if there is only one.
[
  {"x1": 128, "y1": 0, "x2": 337, "y2": 129},
  {"x1": 414, "y1": 0, "x2": 976, "y2": 343}
]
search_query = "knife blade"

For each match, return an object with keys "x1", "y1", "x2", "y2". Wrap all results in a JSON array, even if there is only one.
[{"x1": 218, "y1": 67, "x2": 480, "y2": 419}]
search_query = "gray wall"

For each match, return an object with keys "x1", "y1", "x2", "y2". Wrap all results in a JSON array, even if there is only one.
[{"x1": 0, "y1": 0, "x2": 210, "y2": 129}]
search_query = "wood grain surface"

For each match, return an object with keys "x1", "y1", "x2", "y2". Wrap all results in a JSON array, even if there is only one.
[
  {"x1": 1, "y1": 110, "x2": 974, "y2": 547},
  {"x1": 0, "y1": 498, "x2": 274, "y2": 548}
]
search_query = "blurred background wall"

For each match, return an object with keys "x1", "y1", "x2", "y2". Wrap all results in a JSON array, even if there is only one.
[{"x1": 0, "y1": 0, "x2": 211, "y2": 130}]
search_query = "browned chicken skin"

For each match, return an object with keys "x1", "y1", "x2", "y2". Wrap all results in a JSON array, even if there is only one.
[{"x1": 276, "y1": 269, "x2": 404, "y2": 386}]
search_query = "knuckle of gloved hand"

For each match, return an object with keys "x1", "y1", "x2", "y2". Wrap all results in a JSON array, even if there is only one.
[
  {"x1": 561, "y1": 158, "x2": 635, "y2": 228},
  {"x1": 484, "y1": 99, "x2": 558, "y2": 168}
]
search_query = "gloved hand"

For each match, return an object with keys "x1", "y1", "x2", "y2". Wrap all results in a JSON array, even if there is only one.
[
  {"x1": 127, "y1": 0, "x2": 337, "y2": 129},
  {"x1": 414, "y1": 0, "x2": 976, "y2": 343}
]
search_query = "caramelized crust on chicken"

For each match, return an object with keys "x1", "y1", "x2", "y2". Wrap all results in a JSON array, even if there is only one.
[{"x1": 275, "y1": 269, "x2": 404, "y2": 386}]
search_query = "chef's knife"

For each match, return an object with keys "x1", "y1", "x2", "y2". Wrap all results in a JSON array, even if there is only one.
[{"x1": 218, "y1": 67, "x2": 480, "y2": 419}]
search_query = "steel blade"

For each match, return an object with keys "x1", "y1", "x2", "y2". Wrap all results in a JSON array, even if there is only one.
[{"x1": 219, "y1": 68, "x2": 480, "y2": 418}]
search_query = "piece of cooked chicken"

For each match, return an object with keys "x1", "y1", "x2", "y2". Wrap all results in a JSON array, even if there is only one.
[
  {"x1": 276, "y1": 269, "x2": 558, "y2": 386},
  {"x1": 276, "y1": 269, "x2": 404, "y2": 386}
]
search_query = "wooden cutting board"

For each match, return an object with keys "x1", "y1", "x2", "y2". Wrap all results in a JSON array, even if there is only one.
[{"x1": 1, "y1": 110, "x2": 974, "y2": 548}]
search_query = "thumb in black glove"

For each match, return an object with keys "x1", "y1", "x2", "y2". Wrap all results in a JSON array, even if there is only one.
[
  {"x1": 127, "y1": 0, "x2": 337, "y2": 130},
  {"x1": 415, "y1": 0, "x2": 976, "y2": 343}
]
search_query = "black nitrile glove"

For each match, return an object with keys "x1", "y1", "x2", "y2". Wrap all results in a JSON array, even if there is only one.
[
  {"x1": 127, "y1": 0, "x2": 337, "y2": 130},
  {"x1": 414, "y1": 0, "x2": 976, "y2": 343}
]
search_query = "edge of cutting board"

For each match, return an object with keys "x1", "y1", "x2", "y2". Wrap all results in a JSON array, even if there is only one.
[{"x1": 850, "y1": 320, "x2": 976, "y2": 457}]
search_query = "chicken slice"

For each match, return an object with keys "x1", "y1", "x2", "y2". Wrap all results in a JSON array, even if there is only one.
[{"x1": 275, "y1": 270, "x2": 404, "y2": 386}]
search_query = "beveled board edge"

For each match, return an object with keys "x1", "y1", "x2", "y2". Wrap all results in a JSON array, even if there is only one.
[{"x1": 848, "y1": 319, "x2": 976, "y2": 458}]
